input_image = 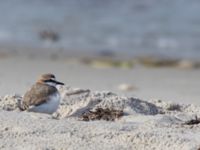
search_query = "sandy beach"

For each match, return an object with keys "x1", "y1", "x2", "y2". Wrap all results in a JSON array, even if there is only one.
[{"x1": 0, "y1": 56, "x2": 199, "y2": 149}]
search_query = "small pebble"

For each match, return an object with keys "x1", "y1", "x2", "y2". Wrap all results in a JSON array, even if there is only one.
[{"x1": 118, "y1": 84, "x2": 137, "y2": 91}]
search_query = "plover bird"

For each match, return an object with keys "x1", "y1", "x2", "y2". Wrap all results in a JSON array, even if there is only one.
[{"x1": 19, "y1": 73, "x2": 64, "y2": 114}]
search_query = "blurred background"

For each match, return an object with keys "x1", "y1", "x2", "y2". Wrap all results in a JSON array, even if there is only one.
[
  {"x1": 0, "y1": 0, "x2": 200, "y2": 104},
  {"x1": 0, "y1": 0, "x2": 200, "y2": 59}
]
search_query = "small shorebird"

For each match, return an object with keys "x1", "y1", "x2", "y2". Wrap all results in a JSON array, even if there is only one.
[{"x1": 19, "y1": 73, "x2": 64, "y2": 114}]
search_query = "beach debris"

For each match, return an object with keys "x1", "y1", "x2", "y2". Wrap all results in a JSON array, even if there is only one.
[
  {"x1": 166, "y1": 103, "x2": 181, "y2": 111},
  {"x1": 65, "y1": 89, "x2": 90, "y2": 96},
  {"x1": 117, "y1": 83, "x2": 137, "y2": 91},
  {"x1": 184, "y1": 116, "x2": 200, "y2": 125},
  {"x1": 137, "y1": 56, "x2": 179, "y2": 68},
  {"x1": 136, "y1": 56, "x2": 200, "y2": 69},
  {"x1": 39, "y1": 30, "x2": 59, "y2": 42},
  {"x1": 80, "y1": 108, "x2": 123, "y2": 121},
  {"x1": 58, "y1": 86, "x2": 90, "y2": 98}
]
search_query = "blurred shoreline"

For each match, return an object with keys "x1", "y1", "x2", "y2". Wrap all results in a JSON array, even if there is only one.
[{"x1": 0, "y1": 46, "x2": 200, "y2": 70}]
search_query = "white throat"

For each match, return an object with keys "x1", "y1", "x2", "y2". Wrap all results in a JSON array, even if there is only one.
[{"x1": 45, "y1": 81, "x2": 57, "y2": 87}]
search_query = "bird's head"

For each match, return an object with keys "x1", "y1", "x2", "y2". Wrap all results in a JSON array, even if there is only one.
[{"x1": 37, "y1": 73, "x2": 64, "y2": 87}]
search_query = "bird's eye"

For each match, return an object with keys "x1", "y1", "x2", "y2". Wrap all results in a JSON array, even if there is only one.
[
  {"x1": 45, "y1": 79, "x2": 57, "y2": 83},
  {"x1": 51, "y1": 75, "x2": 55, "y2": 78}
]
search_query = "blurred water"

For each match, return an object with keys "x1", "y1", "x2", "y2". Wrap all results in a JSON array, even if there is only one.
[{"x1": 0, "y1": 0, "x2": 200, "y2": 58}]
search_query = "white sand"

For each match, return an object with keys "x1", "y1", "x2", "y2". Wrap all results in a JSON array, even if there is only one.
[
  {"x1": 0, "y1": 86, "x2": 200, "y2": 150},
  {"x1": 0, "y1": 57, "x2": 200, "y2": 150}
]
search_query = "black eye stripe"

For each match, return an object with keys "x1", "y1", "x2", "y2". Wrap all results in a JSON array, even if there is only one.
[
  {"x1": 44, "y1": 79, "x2": 64, "y2": 85},
  {"x1": 45, "y1": 79, "x2": 56, "y2": 83}
]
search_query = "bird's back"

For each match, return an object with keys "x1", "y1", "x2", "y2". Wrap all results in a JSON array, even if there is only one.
[{"x1": 21, "y1": 83, "x2": 58, "y2": 110}]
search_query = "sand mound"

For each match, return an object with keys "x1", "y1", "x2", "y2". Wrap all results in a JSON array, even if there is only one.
[
  {"x1": 54, "y1": 86, "x2": 160, "y2": 119},
  {"x1": 1, "y1": 86, "x2": 200, "y2": 121}
]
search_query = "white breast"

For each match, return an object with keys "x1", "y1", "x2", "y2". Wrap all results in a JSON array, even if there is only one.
[{"x1": 29, "y1": 93, "x2": 60, "y2": 114}]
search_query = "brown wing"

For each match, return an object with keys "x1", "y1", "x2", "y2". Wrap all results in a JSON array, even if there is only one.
[{"x1": 23, "y1": 83, "x2": 57, "y2": 107}]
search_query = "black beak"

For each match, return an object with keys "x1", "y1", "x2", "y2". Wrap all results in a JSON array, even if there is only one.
[
  {"x1": 55, "y1": 80, "x2": 65, "y2": 85},
  {"x1": 44, "y1": 79, "x2": 65, "y2": 85}
]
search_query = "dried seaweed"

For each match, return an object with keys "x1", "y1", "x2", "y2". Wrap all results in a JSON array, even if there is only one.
[
  {"x1": 80, "y1": 108, "x2": 123, "y2": 121},
  {"x1": 184, "y1": 116, "x2": 200, "y2": 125}
]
